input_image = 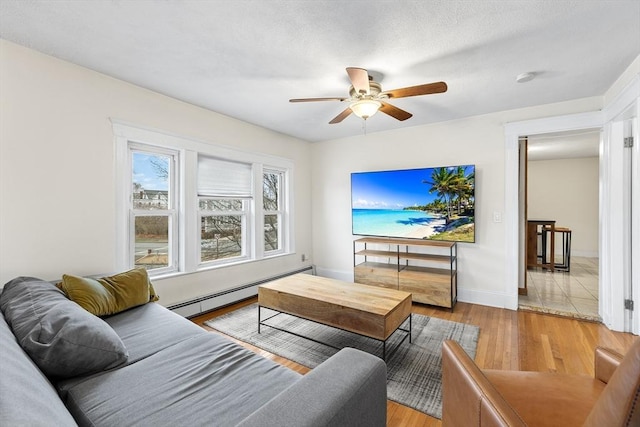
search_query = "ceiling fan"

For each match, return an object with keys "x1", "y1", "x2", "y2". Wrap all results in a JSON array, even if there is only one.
[{"x1": 290, "y1": 67, "x2": 447, "y2": 124}]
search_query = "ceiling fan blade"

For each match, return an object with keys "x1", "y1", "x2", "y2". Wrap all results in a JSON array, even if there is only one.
[
  {"x1": 329, "y1": 108, "x2": 353, "y2": 124},
  {"x1": 289, "y1": 97, "x2": 346, "y2": 102},
  {"x1": 346, "y1": 67, "x2": 370, "y2": 95},
  {"x1": 379, "y1": 101, "x2": 413, "y2": 121},
  {"x1": 384, "y1": 81, "x2": 448, "y2": 99}
]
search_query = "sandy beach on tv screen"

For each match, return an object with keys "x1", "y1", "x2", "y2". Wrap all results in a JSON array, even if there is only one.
[{"x1": 404, "y1": 216, "x2": 447, "y2": 239}]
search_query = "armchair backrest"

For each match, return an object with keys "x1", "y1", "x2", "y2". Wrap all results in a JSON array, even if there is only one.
[
  {"x1": 442, "y1": 340, "x2": 526, "y2": 426},
  {"x1": 584, "y1": 339, "x2": 640, "y2": 427}
]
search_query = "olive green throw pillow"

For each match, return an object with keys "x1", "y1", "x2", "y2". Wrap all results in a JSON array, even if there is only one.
[{"x1": 60, "y1": 268, "x2": 159, "y2": 316}]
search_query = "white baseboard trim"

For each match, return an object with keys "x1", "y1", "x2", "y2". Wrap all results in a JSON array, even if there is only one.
[
  {"x1": 458, "y1": 288, "x2": 518, "y2": 310},
  {"x1": 167, "y1": 266, "x2": 314, "y2": 317},
  {"x1": 572, "y1": 250, "x2": 599, "y2": 258},
  {"x1": 314, "y1": 267, "x2": 353, "y2": 282}
]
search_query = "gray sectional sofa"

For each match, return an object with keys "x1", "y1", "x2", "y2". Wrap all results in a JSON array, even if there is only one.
[{"x1": 0, "y1": 276, "x2": 387, "y2": 426}]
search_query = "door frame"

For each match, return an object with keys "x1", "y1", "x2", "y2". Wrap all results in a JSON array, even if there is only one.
[
  {"x1": 505, "y1": 111, "x2": 603, "y2": 306},
  {"x1": 504, "y1": 75, "x2": 639, "y2": 332}
]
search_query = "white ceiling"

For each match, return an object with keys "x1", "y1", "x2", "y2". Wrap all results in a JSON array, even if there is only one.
[{"x1": 1, "y1": 1, "x2": 639, "y2": 143}]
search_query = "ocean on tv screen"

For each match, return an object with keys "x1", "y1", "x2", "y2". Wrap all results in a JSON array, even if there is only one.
[
  {"x1": 352, "y1": 209, "x2": 444, "y2": 239},
  {"x1": 351, "y1": 165, "x2": 475, "y2": 242}
]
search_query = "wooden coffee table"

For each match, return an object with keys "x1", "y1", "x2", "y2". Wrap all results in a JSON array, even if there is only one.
[{"x1": 258, "y1": 273, "x2": 412, "y2": 360}]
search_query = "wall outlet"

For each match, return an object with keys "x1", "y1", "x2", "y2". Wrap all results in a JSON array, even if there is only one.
[
  {"x1": 493, "y1": 211, "x2": 502, "y2": 223},
  {"x1": 301, "y1": 254, "x2": 308, "y2": 262}
]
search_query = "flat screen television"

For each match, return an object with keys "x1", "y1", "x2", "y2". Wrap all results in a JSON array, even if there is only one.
[{"x1": 351, "y1": 165, "x2": 475, "y2": 242}]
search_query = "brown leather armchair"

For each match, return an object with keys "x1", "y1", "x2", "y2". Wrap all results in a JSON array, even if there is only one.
[{"x1": 442, "y1": 338, "x2": 640, "y2": 426}]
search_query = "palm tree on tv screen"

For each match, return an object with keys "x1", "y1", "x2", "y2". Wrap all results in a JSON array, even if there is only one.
[
  {"x1": 452, "y1": 166, "x2": 474, "y2": 215},
  {"x1": 425, "y1": 167, "x2": 455, "y2": 222},
  {"x1": 424, "y1": 167, "x2": 474, "y2": 223}
]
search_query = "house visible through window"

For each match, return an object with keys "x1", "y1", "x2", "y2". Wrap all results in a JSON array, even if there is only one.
[{"x1": 131, "y1": 148, "x2": 178, "y2": 274}]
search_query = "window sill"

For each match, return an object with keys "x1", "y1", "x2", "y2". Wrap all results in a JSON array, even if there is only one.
[{"x1": 148, "y1": 252, "x2": 294, "y2": 281}]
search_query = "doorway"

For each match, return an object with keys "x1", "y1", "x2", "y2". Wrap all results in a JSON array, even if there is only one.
[
  {"x1": 518, "y1": 129, "x2": 601, "y2": 321},
  {"x1": 505, "y1": 95, "x2": 639, "y2": 333}
]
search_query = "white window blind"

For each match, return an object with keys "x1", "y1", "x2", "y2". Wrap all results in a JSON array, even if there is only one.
[{"x1": 198, "y1": 156, "x2": 253, "y2": 198}]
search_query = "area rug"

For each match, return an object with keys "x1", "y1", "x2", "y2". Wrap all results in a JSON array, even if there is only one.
[{"x1": 204, "y1": 304, "x2": 479, "y2": 419}]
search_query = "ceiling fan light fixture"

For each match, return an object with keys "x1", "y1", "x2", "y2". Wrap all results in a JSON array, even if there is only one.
[
  {"x1": 291, "y1": 67, "x2": 447, "y2": 124},
  {"x1": 350, "y1": 99, "x2": 382, "y2": 120},
  {"x1": 516, "y1": 72, "x2": 536, "y2": 83}
]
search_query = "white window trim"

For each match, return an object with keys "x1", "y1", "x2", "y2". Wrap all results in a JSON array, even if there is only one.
[
  {"x1": 263, "y1": 167, "x2": 287, "y2": 257},
  {"x1": 112, "y1": 119, "x2": 295, "y2": 278},
  {"x1": 197, "y1": 197, "x2": 252, "y2": 267},
  {"x1": 128, "y1": 143, "x2": 180, "y2": 275}
]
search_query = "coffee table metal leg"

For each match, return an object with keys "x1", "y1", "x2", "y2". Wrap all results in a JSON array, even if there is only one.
[
  {"x1": 381, "y1": 314, "x2": 412, "y2": 361},
  {"x1": 258, "y1": 306, "x2": 411, "y2": 363}
]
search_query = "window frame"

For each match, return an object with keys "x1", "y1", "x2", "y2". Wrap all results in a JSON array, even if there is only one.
[
  {"x1": 198, "y1": 197, "x2": 252, "y2": 267},
  {"x1": 113, "y1": 121, "x2": 295, "y2": 279},
  {"x1": 262, "y1": 168, "x2": 286, "y2": 257},
  {"x1": 128, "y1": 144, "x2": 180, "y2": 275}
]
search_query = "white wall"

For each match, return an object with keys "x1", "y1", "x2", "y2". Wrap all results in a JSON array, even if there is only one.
[
  {"x1": 0, "y1": 40, "x2": 313, "y2": 306},
  {"x1": 311, "y1": 97, "x2": 602, "y2": 308},
  {"x1": 527, "y1": 157, "x2": 599, "y2": 257}
]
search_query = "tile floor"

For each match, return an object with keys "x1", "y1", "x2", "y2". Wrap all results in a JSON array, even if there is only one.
[{"x1": 518, "y1": 256, "x2": 600, "y2": 321}]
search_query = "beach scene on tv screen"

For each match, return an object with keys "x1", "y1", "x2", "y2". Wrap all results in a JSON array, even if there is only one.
[{"x1": 351, "y1": 165, "x2": 475, "y2": 242}]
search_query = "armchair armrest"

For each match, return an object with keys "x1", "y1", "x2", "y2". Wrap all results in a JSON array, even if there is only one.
[
  {"x1": 236, "y1": 348, "x2": 387, "y2": 427},
  {"x1": 594, "y1": 346, "x2": 623, "y2": 384},
  {"x1": 442, "y1": 340, "x2": 525, "y2": 427}
]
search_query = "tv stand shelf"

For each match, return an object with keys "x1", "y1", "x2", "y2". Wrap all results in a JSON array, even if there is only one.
[{"x1": 353, "y1": 237, "x2": 457, "y2": 309}]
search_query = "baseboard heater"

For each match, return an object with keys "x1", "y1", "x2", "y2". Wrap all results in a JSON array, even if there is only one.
[{"x1": 166, "y1": 266, "x2": 315, "y2": 318}]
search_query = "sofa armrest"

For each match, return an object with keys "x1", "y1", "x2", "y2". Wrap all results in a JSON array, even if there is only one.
[
  {"x1": 236, "y1": 348, "x2": 387, "y2": 427},
  {"x1": 442, "y1": 340, "x2": 526, "y2": 427},
  {"x1": 594, "y1": 346, "x2": 623, "y2": 384}
]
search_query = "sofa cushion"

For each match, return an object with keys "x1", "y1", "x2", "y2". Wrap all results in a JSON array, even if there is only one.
[
  {"x1": 61, "y1": 332, "x2": 301, "y2": 427},
  {"x1": 0, "y1": 277, "x2": 128, "y2": 378},
  {"x1": 103, "y1": 302, "x2": 205, "y2": 363},
  {"x1": 59, "y1": 268, "x2": 159, "y2": 316},
  {"x1": 0, "y1": 312, "x2": 78, "y2": 426},
  {"x1": 484, "y1": 370, "x2": 604, "y2": 426},
  {"x1": 56, "y1": 302, "x2": 206, "y2": 386}
]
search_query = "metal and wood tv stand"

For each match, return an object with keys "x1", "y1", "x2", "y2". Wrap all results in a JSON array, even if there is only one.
[{"x1": 353, "y1": 236, "x2": 457, "y2": 309}]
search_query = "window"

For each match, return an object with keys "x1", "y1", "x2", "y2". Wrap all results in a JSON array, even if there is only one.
[
  {"x1": 197, "y1": 156, "x2": 253, "y2": 265},
  {"x1": 199, "y1": 198, "x2": 248, "y2": 263},
  {"x1": 114, "y1": 122, "x2": 294, "y2": 278},
  {"x1": 263, "y1": 169, "x2": 284, "y2": 254},
  {"x1": 130, "y1": 147, "x2": 178, "y2": 274}
]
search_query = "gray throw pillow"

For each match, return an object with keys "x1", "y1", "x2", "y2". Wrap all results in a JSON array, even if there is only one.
[
  {"x1": 0, "y1": 276, "x2": 129, "y2": 378},
  {"x1": 0, "y1": 313, "x2": 78, "y2": 426}
]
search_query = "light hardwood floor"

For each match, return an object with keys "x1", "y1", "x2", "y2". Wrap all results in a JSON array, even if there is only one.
[{"x1": 192, "y1": 297, "x2": 636, "y2": 427}]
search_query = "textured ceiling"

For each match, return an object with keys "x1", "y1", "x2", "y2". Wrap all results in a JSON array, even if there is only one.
[{"x1": 1, "y1": 0, "x2": 639, "y2": 142}]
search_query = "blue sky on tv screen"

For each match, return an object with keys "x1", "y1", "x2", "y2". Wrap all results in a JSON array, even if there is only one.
[{"x1": 351, "y1": 165, "x2": 474, "y2": 210}]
